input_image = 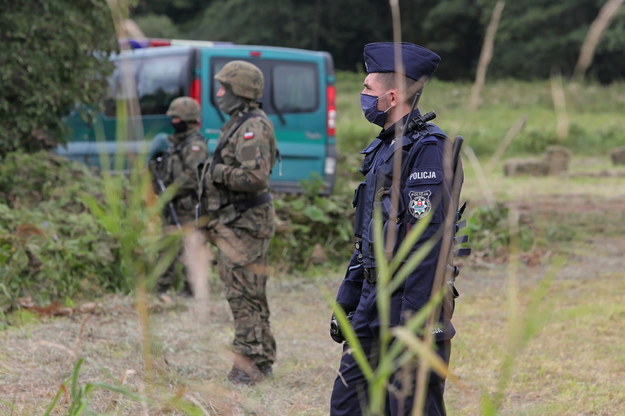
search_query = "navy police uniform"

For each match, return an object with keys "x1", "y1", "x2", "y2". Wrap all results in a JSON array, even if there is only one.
[{"x1": 330, "y1": 43, "x2": 463, "y2": 416}]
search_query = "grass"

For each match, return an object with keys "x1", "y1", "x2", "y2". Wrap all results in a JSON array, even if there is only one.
[
  {"x1": 2, "y1": 205, "x2": 625, "y2": 415},
  {"x1": 2, "y1": 166, "x2": 625, "y2": 414}
]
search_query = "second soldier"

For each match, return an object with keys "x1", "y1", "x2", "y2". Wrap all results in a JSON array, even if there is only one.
[{"x1": 155, "y1": 96, "x2": 208, "y2": 294}]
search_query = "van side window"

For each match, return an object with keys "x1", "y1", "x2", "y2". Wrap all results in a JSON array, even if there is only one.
[
  {"x1": 104, "y1": 60, "x2": 140, "y2": 117},
  {"x1": 211, "y1": 58, "x2": 318, "y2": 115},
  {"x1": 137, "y1": 56, "x2": 188, "y2": 115},
  {"x1": 104, "y1": 54, "x2": 189, "y2": 117},
  {"x1": 272, "y1": 63, "x2": 318, "y2": 113}
]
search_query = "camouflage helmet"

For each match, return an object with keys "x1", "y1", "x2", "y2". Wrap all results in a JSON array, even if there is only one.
[
  {"x1": 215, "y1": 60, "x2": 264, "y2": 100},
  {"x1": 166, "y1": 97, "x2": 200, "y2": 121}
]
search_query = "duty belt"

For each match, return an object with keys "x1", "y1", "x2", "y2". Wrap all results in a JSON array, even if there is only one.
[{"x1": 232, "y1": 192, "x2": 273, "y2": 213}]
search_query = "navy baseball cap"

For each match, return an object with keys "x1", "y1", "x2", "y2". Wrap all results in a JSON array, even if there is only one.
[{"x1": 363, "y1": 42, "x2": 440, "y2": 81}]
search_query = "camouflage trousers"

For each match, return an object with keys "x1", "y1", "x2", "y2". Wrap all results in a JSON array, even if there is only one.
[
  {"x1": 157, "y1": 215, "x2": 195, "y2": 293},
  {"x1": 208, "y1": 222, "x2": 276, "y2": 368}
]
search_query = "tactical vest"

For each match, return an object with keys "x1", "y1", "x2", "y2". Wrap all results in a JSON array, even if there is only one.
[{"x1": 353, "y1": 123, "x2": 448, "y2": 269}]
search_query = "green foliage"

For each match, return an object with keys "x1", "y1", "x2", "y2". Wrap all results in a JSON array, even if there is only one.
[
  {"x1": 0, "y1": 152, "x2": 120, "y2": 311},
  {"x1": 134, "y1": 14, "x2": 181, "y2": 39},
  {"x1": 81, "y1": 154, "x2": 180, "y2": 294},
  {"x1": 418, "y1": 0, "x2": 484, "y2": 80},
  {"x1": 465, "y1": 203, "x2": 535, "y2": 258},
  {"x1": 271, "y1": 175, "x2": 354, "y2": 272},
  {"x1": 132, "y1": 0, "x2": 206, "y2": 23},
  {"x1": 0, "y1": 0, "x2": 117, "y2": 155}
]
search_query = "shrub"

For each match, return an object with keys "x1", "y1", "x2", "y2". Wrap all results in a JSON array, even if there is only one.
[
  {"x1": 271, "y1": 175, "x2": 354, "y2": 272},
  {"x1": 0, "y1": 152, "x2": 121, "y2": 312},
  {"x1": 0, "y1": 0, "x2": 116, "y2": 154},
  {"x1": 465, "y1": 203, "x2": 535, "y2": 260}
]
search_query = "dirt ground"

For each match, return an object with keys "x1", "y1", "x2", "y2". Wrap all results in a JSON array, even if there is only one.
[{"x1": 2, "y1": 164, "x2": 625, "y2": 415}]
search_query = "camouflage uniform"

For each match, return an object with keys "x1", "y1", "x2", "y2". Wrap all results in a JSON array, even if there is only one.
[
  {"x1": 163, "y1": 127, "x2": 208, "y2": 223},
  {"x1": 158, "y1": 97, "x2": 208, "y2": 291},
  {"x1": 200, "y1": 61, "x2": 277, "y2": 382}
]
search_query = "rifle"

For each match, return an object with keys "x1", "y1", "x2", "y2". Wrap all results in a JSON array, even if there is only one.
[
  {"x1": 405, "y1": 110, "x2": 437, "y2": 132},
  {"x1": 149, "y1": 155, "x2": 182, "y2": 229}
]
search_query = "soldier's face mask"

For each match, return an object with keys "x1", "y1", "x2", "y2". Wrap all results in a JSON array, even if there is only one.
[
  {"x1": 360, "y1": 91, "x2": 392, "y2": 127},
  {"x1": 217, "y1": 85, "x2": 245, "y2": 115},
  {"x1": 171, "y1": 118, "x2": 188, "y2": 133}
]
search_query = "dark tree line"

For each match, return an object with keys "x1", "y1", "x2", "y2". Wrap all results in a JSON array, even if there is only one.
[{"x1": 133, "y1": 0, "x2": 625, "y2": 83}]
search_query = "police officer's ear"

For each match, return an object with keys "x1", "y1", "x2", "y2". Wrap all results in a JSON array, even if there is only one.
[{"x1": 386, "y1": 88, "x2": 401, "y2": 110}]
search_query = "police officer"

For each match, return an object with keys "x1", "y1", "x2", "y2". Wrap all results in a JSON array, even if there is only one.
[
  {"x1": 199, "y1": 61, "x2": 277, "y2": 384},
  {"x1": 329, "y1": 42, "x2": 464, "y2": 415},
  {"x1": 156, "y1": 96, "x2": 208, "y2": 293}
]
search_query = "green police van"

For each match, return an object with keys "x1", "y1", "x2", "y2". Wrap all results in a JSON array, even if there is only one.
[{"x1": 59, "y1": 39, "x2": 337, "y2": 194}]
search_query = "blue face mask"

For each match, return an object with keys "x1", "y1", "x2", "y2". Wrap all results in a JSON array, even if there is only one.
[{"x1": 360, "y1": 92, "x2": 391, "y2": 127}]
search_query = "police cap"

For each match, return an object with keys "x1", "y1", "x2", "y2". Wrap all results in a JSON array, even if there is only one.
[{"x1": 363, "y1": 42, "x2": 440, "y2": 81}]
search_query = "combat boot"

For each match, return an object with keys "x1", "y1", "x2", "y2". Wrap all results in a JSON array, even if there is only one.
[
  {"x1": 257, "y1": 363, "x2": 272, "y2": 378},
  {"x1": 227, "y1": 365, "x2": 264, "y2": 385},
  {"x1": 227, "y1": 366, "x2": 254, "y2": 385}
]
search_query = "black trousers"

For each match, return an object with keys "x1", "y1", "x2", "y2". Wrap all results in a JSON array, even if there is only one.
[{"x1": 330, "y1": 332, "x2": 450, "y2": 416}]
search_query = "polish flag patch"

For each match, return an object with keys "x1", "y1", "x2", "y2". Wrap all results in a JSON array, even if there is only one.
[
  {"x1": 243, "y1": 131, "x2": 255, "y2": 140},
  {"x1": 191, "y1": 145, "x2": 201, "y2": 152}
]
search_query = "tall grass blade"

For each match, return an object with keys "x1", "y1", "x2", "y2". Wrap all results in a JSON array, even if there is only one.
[
  {"x1": 469, "y1": 0, "x2": 505, "y2": 111},
  {"x1": 573, "y1": 0, "x2": 624, "y2": 81},
  {"x1": 550, "y1": 72, "x2": 569, "y2": 140}
]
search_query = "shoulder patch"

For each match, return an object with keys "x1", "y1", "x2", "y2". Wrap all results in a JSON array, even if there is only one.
[{"x1": 243, "y1": 131, "x2": 255, "y2": 140}]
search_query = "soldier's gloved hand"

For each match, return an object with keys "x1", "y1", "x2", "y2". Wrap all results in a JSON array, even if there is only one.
[{"x1": 330, "y1": 309, "x2": 355, "y2": 344}]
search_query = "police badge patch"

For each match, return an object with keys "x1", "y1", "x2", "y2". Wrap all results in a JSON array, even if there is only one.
[{"x1": 409, "y1": 190, "x2": 432, "y2": 219}]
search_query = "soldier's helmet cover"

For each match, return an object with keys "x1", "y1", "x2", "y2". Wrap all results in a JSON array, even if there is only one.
[
  {"x1": 363, "y1": 42, "x2": 440, "y2": 81},
  {"x1": 215, "y1": 60, "x2": 264, "y2": 100},
  {"x1": 166, "y1": 97, "x2": 200, "y2": 121}
]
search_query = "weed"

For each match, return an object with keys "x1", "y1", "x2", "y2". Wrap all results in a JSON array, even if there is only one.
[{"x1": 465, "y1": 203, "x2": 535, "y2": 259}]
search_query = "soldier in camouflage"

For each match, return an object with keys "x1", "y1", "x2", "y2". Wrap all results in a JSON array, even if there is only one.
[
  {"x1": 199, "y1": 61, "x2": 277, "y2": 384},
  {"x1": 156, "y1": 96, "x2": 208, "y2": 293}
]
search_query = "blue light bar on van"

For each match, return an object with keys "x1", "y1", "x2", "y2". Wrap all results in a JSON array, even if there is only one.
[
  {"x1": 119, "y1": 38, "x2": 171, "y2": 49},
  {"x1": 119, "y1": 38, "x2": 234, "y2": 50}
]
